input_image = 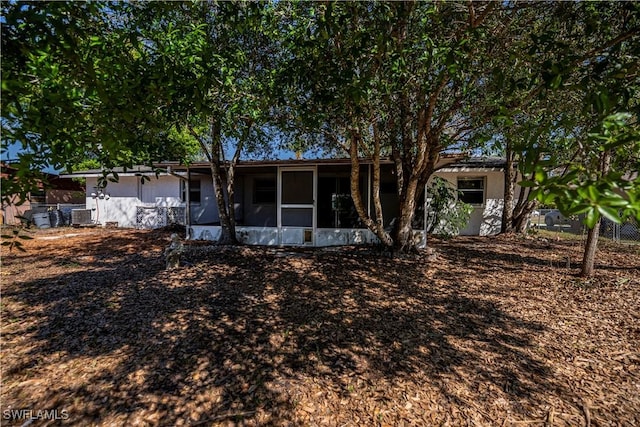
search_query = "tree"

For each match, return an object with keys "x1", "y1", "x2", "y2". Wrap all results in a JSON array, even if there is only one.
[
  {"x1": 4, "y1": 1, "x2": 637, "y2": 266},
  {"x1": 521, "y1": 2, "x2": 640, "y2": 275},
  {"x1": 2, "y1": 2, "x2": 278, "y2": 245},
  {"x1": 477, "y1": 2, "x2": 640, "y2": 241},
  {"x1": 1, "y1": 2, "x2": 196, "y2": 201},
  {"x1": 278, "y1": 2, "x2": 506, "y2": 252},
  {"x1": 485, "y1": 94, "x2": 588, "y2": 234},
  {"x1": 113, "y1": 2, "x2": 279, "y2": 244},
  {"x1": 528, "y1": 114, "x2": 640, "y2": 276}
]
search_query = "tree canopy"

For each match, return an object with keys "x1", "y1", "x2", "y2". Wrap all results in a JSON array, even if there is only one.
[{"x1": 2, "y1": 1, "x2": 639, "y2": 264}]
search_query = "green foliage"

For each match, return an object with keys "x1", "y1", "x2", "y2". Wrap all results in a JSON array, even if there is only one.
[
  {"x1": 2, "y1": 1, "x2": 638, "y2": 253},
  {"x1": 277, "y1": 2, "x2": 504, "y2": 248},
  {"x1": 1, "y1": 226, "x2": 33, "y2": 253},
  {"x1": 1, "y1": 1, "x2": 209, "y2": 202},
  {"x1": 129, "y1": 2, "x2": 280, "y2": 156},
  {"x1": 530, "y1": 113, "x2": 640, "y2": 228},
  {"x1": 426, "y1": 177, "x2": 473, "y2": 238},
  {"x1": 519, "y1": 4, "x2": 640, "y2": 232},
  {"x1": 474, "y1": 1, "x2": 640, "y2": 239}
]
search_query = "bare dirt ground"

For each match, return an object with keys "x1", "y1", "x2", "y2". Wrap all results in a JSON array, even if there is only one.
[{"x1": 1, "y1": 227, "x2": 639, "y2": 426}]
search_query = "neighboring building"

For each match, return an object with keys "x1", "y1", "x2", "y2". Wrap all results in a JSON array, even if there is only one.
[
  {"x1": 62, "y1": 156, "x2": 506, "y2": 246},
  {"x1": 0, "y1": 162, "x2": 85, "y2": 225},
  {"x1": 1, "y1": 162, "x2": 32, "y2": 225},
  {"x1": 44, "y1": 176, "x2": 86, "y2": 205}
]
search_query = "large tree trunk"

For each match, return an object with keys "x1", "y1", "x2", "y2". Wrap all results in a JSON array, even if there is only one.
[
  {"x1": 348, "y1": 130, "x2": 393, "y2": 248},
  {"x1": 513, "y1": 199, "x2": 537, "y2": 233},
  {"x1": 501, "y1": 142, "x2": 516, "y2": 233},
  {"x1": 187, "y1": 120, "x2": 238, "y2": 245},
  {"x1": 580, "y1": 150, "x2": 611, "y2": 277},
  {"x1": 581, "y1": 218, "x2": 601, "y2": 277},
  {"x1": 502, "y1": 152, "x2": 538, "y2": 235},
  {"x1": 511, "y1": 176, "x2": 537, "y2": 233},
  {"x1": 209, "y1": 119, "x2": 238, "y2": 245},
  {"x1": 394, "y1": 143, "x2": 440, "y2": 252},
  {"x1": 392, "y1": 178, "x2": 419, "y2": 252},
  {"x1": 223, "y1": 140, "x2": 243, "y2": 237}
]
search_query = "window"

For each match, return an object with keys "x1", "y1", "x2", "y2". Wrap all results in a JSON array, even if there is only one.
[
  {"x1": 253, "y1": 178, "x2": 276, "y2": 204},
  {"x1": 182, "y1": 179, "x2": 201, "y2": 204},
  {"x1": 457, "y1": 177, "x2": 484, "y2": 206},
  {"x1": 281, "y1": 171, "x2": 313, "y2": 204}
]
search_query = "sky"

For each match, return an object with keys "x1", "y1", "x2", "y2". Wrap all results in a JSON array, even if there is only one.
[{"x1": 2, "y1": 141, "x2": 60, "y2": 173}]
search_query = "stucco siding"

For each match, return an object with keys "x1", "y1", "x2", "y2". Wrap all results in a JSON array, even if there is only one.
[
  {"x1": 431, "y1": 170, "x2": 504, "y2": 236},
  {"x1": 86, "y1": 175, "x2": 185, "y2": 227}
]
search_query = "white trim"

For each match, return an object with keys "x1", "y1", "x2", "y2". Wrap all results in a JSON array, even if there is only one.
[
  {"x1": 438, "y1": 167, "x2": 502, "y2": 173},
  {"x1": 277, "y1": 166, "x2": 317, "y2": 245},
  {"x1": 457, "y1": 176, "x2": 486, "y2": 208},
  {"x1": 367, "y1": 164, "x2": 372, "y2": 217},
  {"x1": 189, "y1": 225, "x2": 426, "y2": 248}
]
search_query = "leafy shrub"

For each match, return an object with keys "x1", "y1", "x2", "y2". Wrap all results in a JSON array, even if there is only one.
[{"x1": 425, "y1": 177, "x2": 473, "y2": 238}]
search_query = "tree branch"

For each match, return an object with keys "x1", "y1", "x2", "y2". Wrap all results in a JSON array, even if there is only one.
[{"x1": 187, "y1": 124, "x2": 213, "y2": 163}]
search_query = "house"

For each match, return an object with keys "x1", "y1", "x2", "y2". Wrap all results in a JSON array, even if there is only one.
[
  {"x1": 62, "y1": 156, "x2": 506, "y2": 246},
  {"x1": 433, "y1": 157, "x2": 506, "y2": 236},
  {"x1": 1, "y1": 162, "x2": 85, "y2": 225}
]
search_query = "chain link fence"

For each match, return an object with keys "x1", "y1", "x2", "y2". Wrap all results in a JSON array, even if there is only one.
[
  {"x1": 600, "y1": 218, "x2": 640, "y2": 243},
  {"x1": 530, "y1": 208, "x2": 640, "y2": 244}
]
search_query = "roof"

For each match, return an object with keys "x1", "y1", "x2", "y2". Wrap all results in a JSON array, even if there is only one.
[
  {"x1": 436, "y1": 156, "x2": 506, "y2": 172},
  {"x1": 159, "y1": 152, "x2": 467, "y2": 169},
  {"x1": 61, "y1": 155, "x2": 505, "y2": 178},
  {"x1": 1, "y1": 162, "x2": 60, "y2": 180},
  {"x1": 60, "y1": 165, "x2": 165, "y2": 178}
]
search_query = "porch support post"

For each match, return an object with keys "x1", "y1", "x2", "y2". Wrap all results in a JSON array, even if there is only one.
[
  {"x1": 276, "y1": 166, "x2": 282, "y2": 245},
  {"x1": 367, "y1": 164, "x2": 372, "y2": 217},
  {"x1": 424, "y1": 183, "x2": 428, "y2": 246},
  {"x1": 312, "y1": 165, "x2": 317, "y2": 240},
  {"x1": 185, "y1": 167, "x2": 191, "y2": 239}
]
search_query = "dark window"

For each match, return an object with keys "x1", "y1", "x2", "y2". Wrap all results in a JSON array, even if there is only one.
[
  {"x1": 281, "y1": 208, "x2": 313, "y2": 227},
  {"x1": 182, "y1": 179, "x2": 201, "y2": 204},
  {"x1": 317, "y1": 176, "x2": 362, "y2": 228},
  {"x1": 380, "y1": 181, "x2": 396, "y2": 194},
  {"x1": 253, "y1": 178, "x2": 276, "y2": 204},
  {"x1": 457, "y1": 178, "x2": 484, "y2": 206},
  {"x1": 282, "y1": 171, "x2": 313, "y2": 204}
]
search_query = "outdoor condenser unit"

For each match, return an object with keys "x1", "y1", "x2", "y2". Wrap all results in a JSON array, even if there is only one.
[{"x1": 71, "y1": 209, "x2": 92, "y2": 226}]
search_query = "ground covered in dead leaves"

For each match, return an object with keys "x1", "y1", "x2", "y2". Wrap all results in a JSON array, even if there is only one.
[{"x1": 1, "y1": 228, "x2": 639, "y2": 426}]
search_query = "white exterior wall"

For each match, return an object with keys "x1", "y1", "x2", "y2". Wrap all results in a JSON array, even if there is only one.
[
  {"x1": 85, "y1": 175, "x2": 184, "y2": 228},
  {"x1": 79, "y1": 162, "x2": 505, "y2": 239},
  {"x1": 189, "y1": 225, "x2": 426, "y2": 248},
  {"x1": 431, "y1": 170, "x2": 504, "y2": 236}
]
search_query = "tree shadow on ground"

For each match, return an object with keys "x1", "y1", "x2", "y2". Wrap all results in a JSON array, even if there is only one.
[
  {"x1": 434, "y1": 237, "x2": 568, "y2": 273},
  {"x1": 433, "y1": 236, "x2": 640, "y2": 276},
  {"x1": 2, "y1": 238, "x2": 572, "y2": 425}
]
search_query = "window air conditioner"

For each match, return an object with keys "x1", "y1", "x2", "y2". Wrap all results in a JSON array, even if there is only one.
[{"x1": 71, "y1": 209, "x2": 92, "y2": 226}]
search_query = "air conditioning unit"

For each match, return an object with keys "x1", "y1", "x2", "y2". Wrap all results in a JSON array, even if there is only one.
[{"x1": 71, "y1": 209, "x2": 92, "y2": 226}]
